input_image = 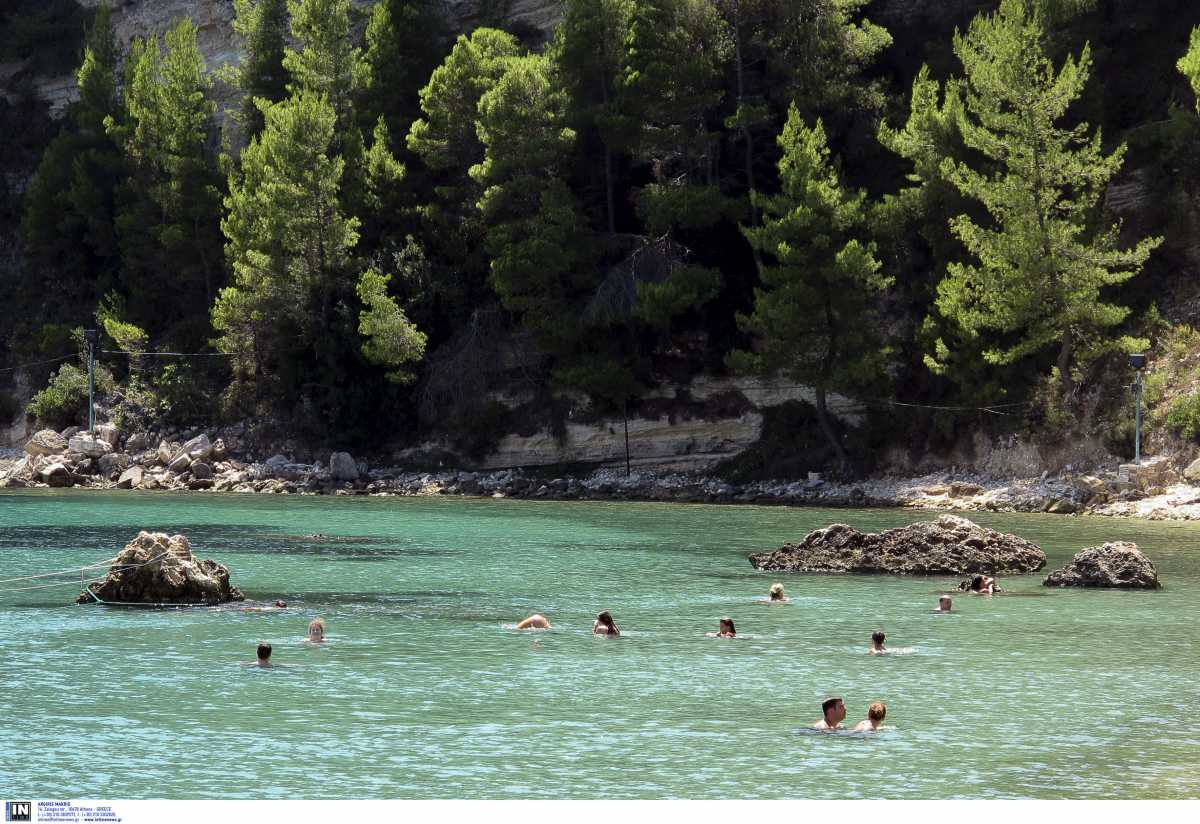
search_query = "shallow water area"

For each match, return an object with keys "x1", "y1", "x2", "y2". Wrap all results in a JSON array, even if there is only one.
[{"x1": 1, "y1": 489, "x2": 1199, "y2": 799}]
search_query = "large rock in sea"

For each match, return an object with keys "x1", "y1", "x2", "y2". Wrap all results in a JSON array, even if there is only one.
[
  {"x1": 25, "y1": 429, "x2": 67, "y2": 456},
  {"x1": 748, "y1": 514, "x2": 1047, "y2": 575},
  {"x1": 76, "y1": 531, "x2": 244, "y2": 605},
  {"x1": 1043, "y1": 542, "x2": 1160, "y2": 589}
]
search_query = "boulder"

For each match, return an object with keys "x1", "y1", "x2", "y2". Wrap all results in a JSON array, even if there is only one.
[
  {"x1": 187, "y1": 477, "x2": 214, "y2": 490},
  {"x1": 40, "y1": 462, "x2": 74, "y2": 488},
  {"x1": 1046, "y1": 498, "x2": 1080, "y2": 515},
  {"x1": 748, "y1": 514, "x2": 1046, "y2": 575},
  {"x1": 189, "y1": 461, "x2": 213, "y2": 480},
  {"x1": 126, "y1": 432, "x2": 150, "y2": 454},
  {"x1": 1184, "y1": 456, "x2": 1200, "y2": 483},
  {"x1": 24, "y1": 429, "x2": 67, "y2": 456},
  {"x1": 1043, "y1": 542, "x2": 1160, "y2": 589},
  {"x1": 1072, "y1": 475, "x2": 1107, "y2": 497},
  {"x1": 211, "y1": 438, "x2": 228, "y2": 461},
  {"x1": 95, "y1": 423, "x2": 121, "y2": 448},
  {"x1": 950, "y1": 482, "x2": 984, "y2": 497},
  {"x1": 116, "y1": 466, "x2": 144, "y2": 489},
  {"x1": 98, "y1": 452, "x2": 131, "y2": 476},
  {"x1": 68, "y1": 433, "x2": 112, "y2": 459},
  {"x1": 167, "y1": 452, "x2": 192, "y2": 473},
  {"x1": 60, "y1": 426, "x2": 80, "y2": 440},
  {"x1": 175, "y1": 433, "x2": 212, "y2": 463},
  {"x1": 330, "y1": 451, "x2": 359, "y2": 481},
  {"x1": 156, "y1": 440, "x2": 179, "y2": 465},
  {"x1": 76, "y1": 531, "x2": 244, "y2": 605}
]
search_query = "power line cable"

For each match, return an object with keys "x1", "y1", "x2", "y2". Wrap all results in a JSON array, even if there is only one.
[
  {"x1": 100, "y1": 350, "x2": 235, "y2": 357},
  {"x1": 0, "y1": 353, "x2": 77, "y2": 374}
]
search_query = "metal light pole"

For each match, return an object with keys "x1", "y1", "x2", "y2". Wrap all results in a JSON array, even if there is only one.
[
  {"x1": 1130, "y1": 353, "x2": 1146, "y2": 464},
  {"x1": 84, "y1": 328, "x2": 98, "y2": 434}
]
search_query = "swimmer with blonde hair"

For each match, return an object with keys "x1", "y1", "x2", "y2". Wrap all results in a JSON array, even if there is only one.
[
  {"x1": 853, "y1": 702, "x2": 887, "y2": 732},
  {"x1": 515, "y1": 613, "x2": 551, "y2": 630},
  {"x1": 306, "y1": 617, "x2": 326, "y2": 643},
  {"x1": 768, "y1": 582, "x2": 789, "y2": 602}
]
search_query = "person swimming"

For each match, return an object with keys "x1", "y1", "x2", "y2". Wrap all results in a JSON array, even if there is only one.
[
  {"x1": 768, "y1": 582, "x2": 789, "y2": 602},
  {"x1": 853, "y1": 701, "x2": 887, "y2": 732},
  {"x1": 708, "y1": 616, "x2": 736, "y2": 638},
  {"x1": 243, "y1": 642, "x2": 273, "y2": 667},
  {"x1": 934, "y1": 594, "x2": 953, "y2": 613},
  {"x1": 515, "y1": 613, "x2": 551, "y2": 630},
  {"x1": 592, "y1": 611, "x2": 620, "y2": 636},
  {"x1": 812, "y1": 696, "x2": 846, "y2": 730},
  {"x1": 959, "y1": 574, "x2": 997, "y2": 595},
  {"x1": 870, "y1": 630, "x2": 887, "y2": 654},
  {"x1": 241, "y1": 600, "x2": 288, "y2": 612},
  {"x1": 305, "y1": 617, "x2": 326, "y2": 643}
]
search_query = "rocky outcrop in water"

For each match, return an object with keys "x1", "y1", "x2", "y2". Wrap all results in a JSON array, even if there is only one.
[
  {"x1": 77, "y1": 531, "x2": 243, "y2": 605},
  {"x1": 1042, "y1": 542, "x2": 1160, "y2": 589},
  {"x1": 748, "y1": 514, "x2": 1047, "y2": 575}
]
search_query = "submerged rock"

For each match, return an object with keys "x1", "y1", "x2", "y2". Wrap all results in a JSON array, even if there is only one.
[
  {"x1": 77, "y1": 531, "x2": 244, "y2": 605},
  {"x1": 1042, "y1": 542, "x2": 1160, "y2": 589},
  {"x1": 748, "y1": 514, "x2": 1046, "y2": 575}
]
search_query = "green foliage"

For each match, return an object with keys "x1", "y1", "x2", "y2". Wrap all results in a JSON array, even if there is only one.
[
  {"x1": 934, "y1": 0, "x2": 1162, "y2": 399},
  {"x1": 284, "y1": 0, "x2": 358, "y2": 118},
  {"x1": 634, "y1": 264, "x2": 720, "y2": 327},
  {"x1": 215, "y1": 90, "x2": 360, "y2": 391},
  {"x1": 357, "y1": 1, "x2": 449, "y2": 145},
  {"x1": 153, "y1": 363, "x2": 215, "y2": 423},
  {"x1": 27, "y1": 362, "x2": 115, "y2": 430},
  {"x1": 356, "y1": 268, "x2": 427, "y2": 383},
  {"x1": 108, "y1": 19, "x2": 224, "y2": 348},
  {"x1": 473, "y1": 54, "x2": 588, "y2": 345},
  {"x1": 1179, "y1": 26, "x2": 1200, "y2": 112},
  {"x1": 1166, "y1": 390, "x2": 1200, "y2": 441},
  {"x1": 732, "y1": 107, "x2": 890, "y2": 469},
  {"x1": 228, "y1": 0, "x2": 292, "y2": 137},
  {"x1": 0, "y1": 0, "x2": 94, "y2": 76}
]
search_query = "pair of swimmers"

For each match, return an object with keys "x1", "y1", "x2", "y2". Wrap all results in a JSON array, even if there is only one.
[
  {"x1": 244, "y1": 618, "x2": 326, "y2": 666},
  {"x1": 812, "y1": 696, "x2": 887, "y2": 732},
  {"x1": 511, "y1": 609, "x2": 619, "y2": 633},
  {"x1": 516, "y1": 611, "x2": 741, "y2": 638}
]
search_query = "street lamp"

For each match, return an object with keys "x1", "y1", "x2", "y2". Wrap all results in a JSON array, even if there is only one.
[{"x1": 1129, "y1": 352, "x2": 1146, "y2": 464}]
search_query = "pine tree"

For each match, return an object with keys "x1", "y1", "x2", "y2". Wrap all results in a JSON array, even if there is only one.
[
  {"x1": 732, "y1": 106, "x2": 891, "y2": 472},
  {"x1": 936, "y1": 0, "x2": 1161, "y2": 399},
  {"x1": 472, "y1": 54, "x2": 586, "y2": 346},
  {"x1": 108, "y1": 19, "x2": 224, "y2": 347},
  {"x1": 1179, "y1": 25, "x2": 1200, "y2": 112},
  {"x1": 214, "y1": 91, "x2": 360, "y2": 400},
  {"x1": 20, "y1": 5, "x2": 124, "y2": 329},
  {"x1": 229, "y1": 0, "x2": 291, "y2": 138}
]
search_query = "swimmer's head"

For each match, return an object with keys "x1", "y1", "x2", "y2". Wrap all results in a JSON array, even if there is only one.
[
  {"x1": 257, "y1": 642, "x2": 272, "y2": 661},
  {"x1": 871, "y1": 630, "x2": 885, "y2": 646},
  {"x1": 971, "y1": 575, "x2": 985, "y2": 590},
  {"x1": 868, "y1": 702, "x2": 886, "y2": 723},
  {"x1": 768, "y1": 582, "x2": 785, "y2": 600},
  {"x1": 822, "y1": 696, "x2": 846, "y2": 724},
  {"x1": 308, "y1": 618, "x2": 325, "y2": 640},
  {"x1": 938, "y1": 594, "x2": 952, "y2": 611},
  {"x1": 274, "y1": 600, "x2": 287, "y2": 608},
  {"x1": 596, "y1": 611, "x2": 615, "y2": 629},
  {"x1": 718, "y1": 616, "x2": 736, "y2": 635}
]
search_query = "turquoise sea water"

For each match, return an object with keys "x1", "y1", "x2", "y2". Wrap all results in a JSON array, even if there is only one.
[{"x1": 1, "y1": 489, "x2": 1198, "y2": 799}]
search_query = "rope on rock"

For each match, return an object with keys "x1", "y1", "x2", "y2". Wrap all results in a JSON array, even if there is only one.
[
  {"x1": 0, "y1": 556, "x2": 121, "y2": 585},
  {"x1": 7, "y1": 577, "x2": 107, "y2": 593}
]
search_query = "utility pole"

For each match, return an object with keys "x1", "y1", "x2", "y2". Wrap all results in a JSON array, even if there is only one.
[
  {"x1": 1130, "y1": 353, "x2": 1146, "y2": 464},
  {"x1": 623, "y1": 399, "x2": 631, "y2": 477},
  {"x1": 84, "y1": 328, "x2": 98, "y2": 434}
]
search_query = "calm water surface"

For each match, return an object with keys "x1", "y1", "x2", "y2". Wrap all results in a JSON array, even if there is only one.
[{"x1": 0, "y1": 490, "x2": 1198, "y2": 799}]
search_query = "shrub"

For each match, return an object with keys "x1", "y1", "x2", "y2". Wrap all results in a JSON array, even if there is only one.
[
  {"x1": 26, "y1": 362, "x2": 114, "y2": 430},
  {"x1": 1166, "y1": 390, "x2": 1200, "y2": 441}
]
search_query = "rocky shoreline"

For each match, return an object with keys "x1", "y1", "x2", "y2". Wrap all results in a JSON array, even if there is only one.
[{"x1": 6, "y1": 425, "x2": 1200, "y2": 521}]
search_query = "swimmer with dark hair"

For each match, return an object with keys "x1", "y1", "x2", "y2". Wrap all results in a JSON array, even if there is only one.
[
  {"x1": 515, "y1": 613, "x2": 551, "y2": 630},
  {"x1": 933, "y1": 594, "x2": 953, "y2": 613},
  {"x1": 959, "y1": 574, "x2": 997, "y2": 595},
  {"x1": 870, "y1": 630, "x2": 887, "y2": 654},
  {"x1": 707, "y1": 617, "x2": 736, "y2": 638},
  {"x1": 241, "y1": 600, "x2": 288, "y2": 612},
  {"x1": 592, "y1": 611, "x2": 620, "y2": 636},
  {"x1": 853, "y1": 702, "x2": 887, "y2": 732},
  {"x1": 812, "y1": 697, "x2": 846, "y2": 730},
  {"x1": 243, "y1": 642, "x2": 273, "y2": 667}
]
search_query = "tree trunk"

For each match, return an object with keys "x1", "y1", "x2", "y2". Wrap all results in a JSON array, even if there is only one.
[{"x1": 814, "y1": 383, "x2": 848, "y2": 475}]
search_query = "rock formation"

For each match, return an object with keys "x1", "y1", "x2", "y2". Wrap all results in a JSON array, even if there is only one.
[
  {"x1": 77, "y1": 531, "x2": 244, "y2": 605},
  {"x1": 1042, "y1": 542, "x2": 1160, "y2": 589},
  {"x1": 748, "y1": 514, "x2": 1047, "y2": 575}
]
